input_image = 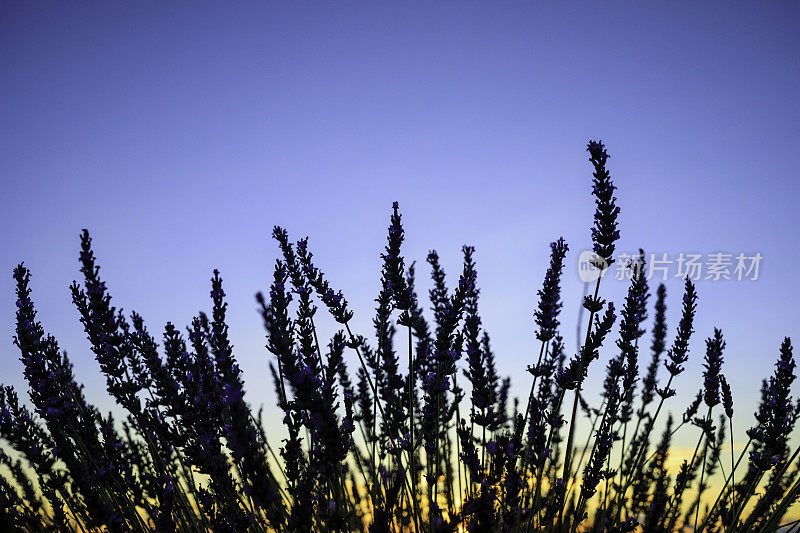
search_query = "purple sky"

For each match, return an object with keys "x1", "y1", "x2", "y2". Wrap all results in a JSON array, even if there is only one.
[{"x1": 2, "y1": 2, "x2": 799, "y2": 446}]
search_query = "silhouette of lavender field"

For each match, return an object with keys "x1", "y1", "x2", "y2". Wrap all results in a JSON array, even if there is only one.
[{"x1": 1, "y1": 141, "x2": 798, "y2": 532}]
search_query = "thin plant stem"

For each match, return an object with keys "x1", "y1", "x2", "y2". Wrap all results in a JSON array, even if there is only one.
[
  {"x1": 697, "y1": 437, "x2": 752, "y2": 533},
  {"x1": 694, "y1": 408, "x2": 713, "y2": 533},
  {"x1": 559, "y1": 276, "x2": 602, "y2": 527},
  {"x1": 407, "y1": 324, "x2": 421, "y2": 533}
]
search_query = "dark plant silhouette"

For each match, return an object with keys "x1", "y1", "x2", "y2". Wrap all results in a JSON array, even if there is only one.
[{"x1": 1, "y1": 141, "x2": 797, "y2": 532}]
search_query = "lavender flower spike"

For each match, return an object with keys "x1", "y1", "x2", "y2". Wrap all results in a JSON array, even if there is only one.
[
  {"x1": 663, "y1": 277, "x2": 698, "y2": 378},
  {"x1": 702, "y1": 328, "x2": 726, "y2": 408},
  {"x1": 588, "y1": 140, "x2": 621, "y2": 266},
  {"x1": 534, "y1": 237, "x2": 569, "y2": 343}
]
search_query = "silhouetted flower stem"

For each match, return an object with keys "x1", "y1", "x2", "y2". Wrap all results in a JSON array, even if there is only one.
[
  {"x1": 524, "y1": 237, "x2": 569, "y2": 430},
  {"x1": 619, "y1": 277, "x2": 698, "y2": 507},
  {"x1": 698, "y1": 438, "x2": 753, "y2": 533},
  {"x1": 292, "y1": 230, "x2": 422, "y2": 526},
  {"x1": 622, "y1": 283, "x2": 668, "y2": 491},
  {"x1": 741, "y1": 437, "x2": 800, "y2": 531},
  {"x1": 719, "y1": 373, "x2": 736, "y2": 525},
  {"x1": 558, "y1": 274, "x2": 602, "y2": 527},
  {"x1": 729, "y1": 462, "x2": 763, "y2": 531},
  {"x1": 558, "y1": 140, "x2": 622, "y2": 528},
  {"x1": 663, "y1": 429, "x2": 706, "y2": 532},
  {"x1": 380, "y1": 202, "x2": 422, "y2": 532},
  {"x1": 406, "y1": 324, "x2": 422, "y2": 533},
  {"x1": 693, "y1": 407, "x2": 714, "y2": 532},
  {"x1": 570, "y1": 396, "x2": 606, "y2": 492},
  {"x1": 758, "y1": 444, "x2": 800, "y2": 532}
]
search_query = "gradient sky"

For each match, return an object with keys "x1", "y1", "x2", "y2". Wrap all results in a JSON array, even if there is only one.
[{"x1": 2, "y1": 1, "x2": 799, "y2": 451}]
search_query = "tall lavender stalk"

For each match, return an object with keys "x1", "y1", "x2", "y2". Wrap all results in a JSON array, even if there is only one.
[
  {"x1": 524, "y1": 237, "x2": 568, "y2": 429},
  {"x1": 380, "y1": 201, "x2": 422, "y2": 532},
  {"x1": 559, "y1": 139, "x2": 620, "y2": 525}
]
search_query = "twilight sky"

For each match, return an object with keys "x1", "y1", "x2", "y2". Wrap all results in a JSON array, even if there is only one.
[{"x1": 1, "y1": 1, "x2": 799, "y2": 448}]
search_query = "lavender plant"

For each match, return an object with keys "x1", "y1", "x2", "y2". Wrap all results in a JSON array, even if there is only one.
[{"x1": 0, "y1": 141, "x2": 797, "y2": 532}]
